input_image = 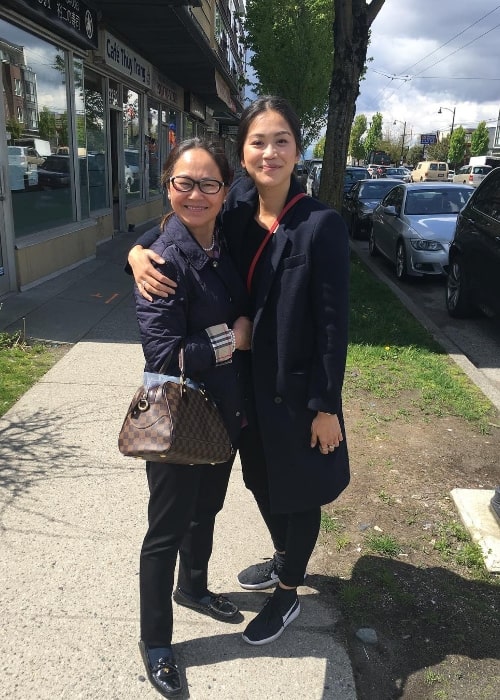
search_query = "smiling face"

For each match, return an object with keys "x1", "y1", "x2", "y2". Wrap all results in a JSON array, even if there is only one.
[
  {"x1": 240, "y1": 109, "x2": 300, "y2": 194},
  {"x1": 166, "y1": 148, "x2": 227, "y2": 239}
]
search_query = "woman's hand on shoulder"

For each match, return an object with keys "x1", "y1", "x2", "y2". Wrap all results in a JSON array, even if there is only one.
[
  {"x1": 232, "y1": 316, "x2": 253, "y2": 351},
  {"x1": 128, "y1": 245, "x2": 177, "y2": 301},
  {"x1": 310, "y1": 411, "x2": 344, "y2": 455}
]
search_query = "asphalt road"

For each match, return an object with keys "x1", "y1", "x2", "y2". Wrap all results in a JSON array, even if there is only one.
[{"x1": 351, "y1": 239, "x2": 500, "y2": 406}]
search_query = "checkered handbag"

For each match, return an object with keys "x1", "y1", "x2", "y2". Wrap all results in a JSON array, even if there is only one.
[{"x1": 118, "y1": 348, "x2": 233, "y2": 465}]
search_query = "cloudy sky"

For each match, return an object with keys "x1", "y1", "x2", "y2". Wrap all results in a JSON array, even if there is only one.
[{"x1": 358, "y1": 0, "x2": 500, "y2": 145}]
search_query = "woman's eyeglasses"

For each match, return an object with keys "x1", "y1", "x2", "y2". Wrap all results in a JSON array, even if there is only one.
[{"x1": 168, "y1": 176, "x2": 226, "y2": 194}]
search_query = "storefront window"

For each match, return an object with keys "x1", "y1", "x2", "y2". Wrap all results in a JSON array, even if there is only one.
[
  {"x1": 123, "y1": 87, "x2": 141, "y2": 201},
  {"x1": 84, "y1": 70, "x2": 108, "y2": 212},
  {"x1": 147, "y1": 100, "x2": 160, "y2": 197},
  {"x1": 163, "y1": 108, "x2": 180, "y2": 152},
  {"x1": 1, "y1": 19, "x2": 74, "y2": 237},
  {"x1": 183, "y1": 114, "x2": 195, "y2": 140},
  {"x1": 73, "y1": 58, "x2": 89, "y2": 219}
]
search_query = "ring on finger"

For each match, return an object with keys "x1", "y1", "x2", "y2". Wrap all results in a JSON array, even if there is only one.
[{"x1": 327, "y1": 444, "x2": 335, "y2": 450}]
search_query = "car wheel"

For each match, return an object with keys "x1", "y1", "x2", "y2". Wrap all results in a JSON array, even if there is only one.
[
  {"x1": 395, "y1": 240, "x2": 408, "y2": 279},
  {"x1": 445, "y1": 255, "x2": 475, "y2": 318},
  {"x1": 368, "y1": 227, "x2": 378, "y2": 256}
]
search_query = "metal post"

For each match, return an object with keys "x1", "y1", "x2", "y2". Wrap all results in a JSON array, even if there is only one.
[{"x1": 400, "y1": 121, "x2": 406, "y2": 164}]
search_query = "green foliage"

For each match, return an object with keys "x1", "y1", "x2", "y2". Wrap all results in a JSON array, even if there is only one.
[
  {"x1": 347, "y1": 256, "x2": 494, "y2": 428},
  {"x1": 349, "y1": 114, "x2": 368, "y2": 163},
  {"x1": 448, "y1": 126, "x2": 466, "y2": 168},
  {"x1": 365, "y1": 532, "x2": 402, "y2": 557},
  {"x1": 407, "y1": 144, "x2": 424, "y2": 167},
  {"x1": 0, "y1": 334, "x2": 60, "y2": 417},
  {"x1": 470, "y1": 121, "x2": 490, "y2": 156},
  {"x1": 244, "y1": 0, "x2": 334, "y2": 148},
  {"x1": 313, "y1": 135, "x2": 325, "y2": 158},
  {"x1": 434, "y1": 521, "x2": 486, "y2": 574},
  {"x1": 38, "y1": 107, "x2": 57, "y2": 142},
  {"x1": 427, "y1": 135, "x2": 450, "y2": 163},
  {"x1": 363, "y1": 112, "x2": 383, "y2": 159},
  {"x1": 6, "y1": 117, "x2": 23, "y2": 140}
]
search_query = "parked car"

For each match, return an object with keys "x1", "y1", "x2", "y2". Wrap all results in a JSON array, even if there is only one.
[
  {"x1": 411, "y1": 161, "x2": 448, "y2": 182},
  {"x1": 447, "y1": 169, "x2": 455, "y2": 182},
  {"x1": 342, "y1": 178, "x2": 401, "y2": 239},
  {"x1": 452, "y1": 164, "x2": 492, "y2": 188},
  {"x1": 124, "y1": 148, "x2": 140, "y2": 188},
  {"x1": 37, "y1": 155, "x2": 71, "y2": 189},
  {"x1": 306, "y1": 162, "x2": 322, "y2": 196},
  {"x1": 311, "y1": 163, "x2": 323, "y2": 198},
  {"x1": 8, "y1": 145, "x2": 29, "y2": 168},
  {"x1": 369, "y1": 183, "x2": 474, "y2": 279},
  {"x1": 343, "y1": 166, "x2": 370, "y2": 193},
  {"x1": 294, "y1": 162, "x2": 309, "y2": 190},
  {"x1": 446, "y1": 167, "x2": 500, "y2": 317},
  {"x1": 384, "y1": 167, "x2": 412, "y2": 182}
]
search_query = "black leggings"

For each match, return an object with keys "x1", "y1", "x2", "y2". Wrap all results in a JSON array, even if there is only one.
[{"x1": 239, "y1": 423, "x2": 321, "y2": 588}]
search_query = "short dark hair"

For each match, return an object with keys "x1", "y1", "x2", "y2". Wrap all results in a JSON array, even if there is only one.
[
  {"x1": 161, "y1": 138, "x2": 232, "y2": 189},
  {"x1": 236, "y1": 96, "x2": 303, "y2": 160}
]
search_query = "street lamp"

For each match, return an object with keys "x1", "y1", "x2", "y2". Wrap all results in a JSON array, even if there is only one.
[
  {"x1": 438, "y1": 106, "x2": 456, "y2": 135},
  {"x1": 393, "y1": 119, "x2": 407, "y2": 164}
]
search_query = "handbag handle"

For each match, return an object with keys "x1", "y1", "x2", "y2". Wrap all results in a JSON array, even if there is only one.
[{"x1": 178, "y1": 345, "x2": 187, "y2": 394}]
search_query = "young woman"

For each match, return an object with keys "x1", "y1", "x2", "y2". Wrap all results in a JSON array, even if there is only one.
[
  {"x1": 135, "y1": 139, "x2": 251, "y2": 697},
  {"x1": 129, "y1": 96, "x2": 350, "y2": 648}
]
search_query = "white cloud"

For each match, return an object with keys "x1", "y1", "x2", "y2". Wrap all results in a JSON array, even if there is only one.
[{"x1": 356, "y1": 0, "x2": 500, "y2": 142}]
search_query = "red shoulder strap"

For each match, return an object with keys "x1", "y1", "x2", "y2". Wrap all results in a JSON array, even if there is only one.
[{"x1": 246, "y1": 193, "x2": 306, "y2": 293}]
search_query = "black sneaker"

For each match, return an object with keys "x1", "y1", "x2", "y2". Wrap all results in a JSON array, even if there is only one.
[
  {"x1": 241, "y1": 588, "x2": 300, "y2": 645},
  {"x1": 237, "y1": 554, "x2": 283, "y2": 590}
]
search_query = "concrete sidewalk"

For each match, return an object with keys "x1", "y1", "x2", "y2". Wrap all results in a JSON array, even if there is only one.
[{"x1": 0, "y1": 232, "x2": 357, "y2": 699}]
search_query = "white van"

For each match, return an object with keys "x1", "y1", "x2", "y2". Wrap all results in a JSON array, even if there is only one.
[{"x1": 411, "y1": 161, "x2": 448, "y2": 182}]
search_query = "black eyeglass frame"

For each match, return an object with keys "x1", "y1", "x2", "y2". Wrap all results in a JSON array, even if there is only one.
[{"x1": 168, "y1": 176, "x2": 226, "y2": 194}]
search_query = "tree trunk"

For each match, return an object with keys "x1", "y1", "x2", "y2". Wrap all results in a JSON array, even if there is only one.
[{"x1": 319, "y1": 0, "x2": 385, "y2": 211}]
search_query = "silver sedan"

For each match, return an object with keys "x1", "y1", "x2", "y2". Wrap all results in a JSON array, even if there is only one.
[{"x1": 369, "y1": 183, "x2": 474, "y2": 279}]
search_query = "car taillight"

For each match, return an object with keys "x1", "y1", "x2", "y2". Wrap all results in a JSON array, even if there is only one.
[{"x1": 469, "y1": 174, "x2": 473, "y2": 182}]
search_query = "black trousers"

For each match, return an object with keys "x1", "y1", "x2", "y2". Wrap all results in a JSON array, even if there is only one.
[
  {"x1": 140, "y1": 457, "x2": 233, "y2": 646},
  {"x1": 239, "y1": 422, "x2": 321, "y2": 588}
]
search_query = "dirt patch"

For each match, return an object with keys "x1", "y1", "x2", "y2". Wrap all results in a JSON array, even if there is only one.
[{"x1": 312, "y1": 394, "x2": 500, "y2": 700}]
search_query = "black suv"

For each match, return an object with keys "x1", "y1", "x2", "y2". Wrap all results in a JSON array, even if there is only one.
[{"x1": 446, "y1": 167, "x2": 500, "y2": 317}]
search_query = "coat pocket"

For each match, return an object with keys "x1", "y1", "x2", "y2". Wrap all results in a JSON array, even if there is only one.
[{"x1": 282, "y1": 254, "x2": 306, "y2": 270}]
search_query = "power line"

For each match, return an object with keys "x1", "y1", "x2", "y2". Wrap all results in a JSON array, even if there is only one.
[
  {"x1": 411, "y1": 20, "x2": 500, "y2": 78},
  {"x1": 369, "y1": 7, "x2": 500, "y2": 105},
  {"x1": 398, "y1": 4, "x2": 500, "y2": 75}
]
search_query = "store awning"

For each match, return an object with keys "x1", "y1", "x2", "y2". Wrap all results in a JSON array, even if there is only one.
[{"x1": 96, "y1": 0, "x2": 241, "y2": 123}]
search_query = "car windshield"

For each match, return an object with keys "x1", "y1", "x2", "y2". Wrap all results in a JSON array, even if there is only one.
[
  {"x1": 345, "y1": 169, "x2": 369, "y2": 183},
  {"x1": 42, "y1": 157, "x2": 69, "y2": 171},
  {"x1": 359, "y1": 181, "x2": 397, "y2": 198},
  {"x1": 404, "y1": 188, "x2": 472, "y2": 215}
]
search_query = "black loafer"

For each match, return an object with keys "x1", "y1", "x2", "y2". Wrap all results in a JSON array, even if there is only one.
[
  {"x1": 138, "y1": 641, "x2": 182, "y2": 698},
  {"x1": 173, "y1": 586, "x2": 240, "y2": 621}
]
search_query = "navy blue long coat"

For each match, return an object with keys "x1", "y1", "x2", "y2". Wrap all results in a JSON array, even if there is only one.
[{"x1": 221, "y1": 176, "x2": 350, "y2": 512}]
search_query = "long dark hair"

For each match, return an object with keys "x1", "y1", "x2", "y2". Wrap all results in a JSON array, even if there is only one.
[
  {"x1": 236, "y1": 95, "x2": 303, "y2": 160},
  {"x1": 160, "y1": 138, "x2": 231, "y2": 227}
]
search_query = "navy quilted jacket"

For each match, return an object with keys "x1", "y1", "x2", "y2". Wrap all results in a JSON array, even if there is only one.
[{"x1": 134, "y1": 214, "x2": 249, "y2": 443}]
